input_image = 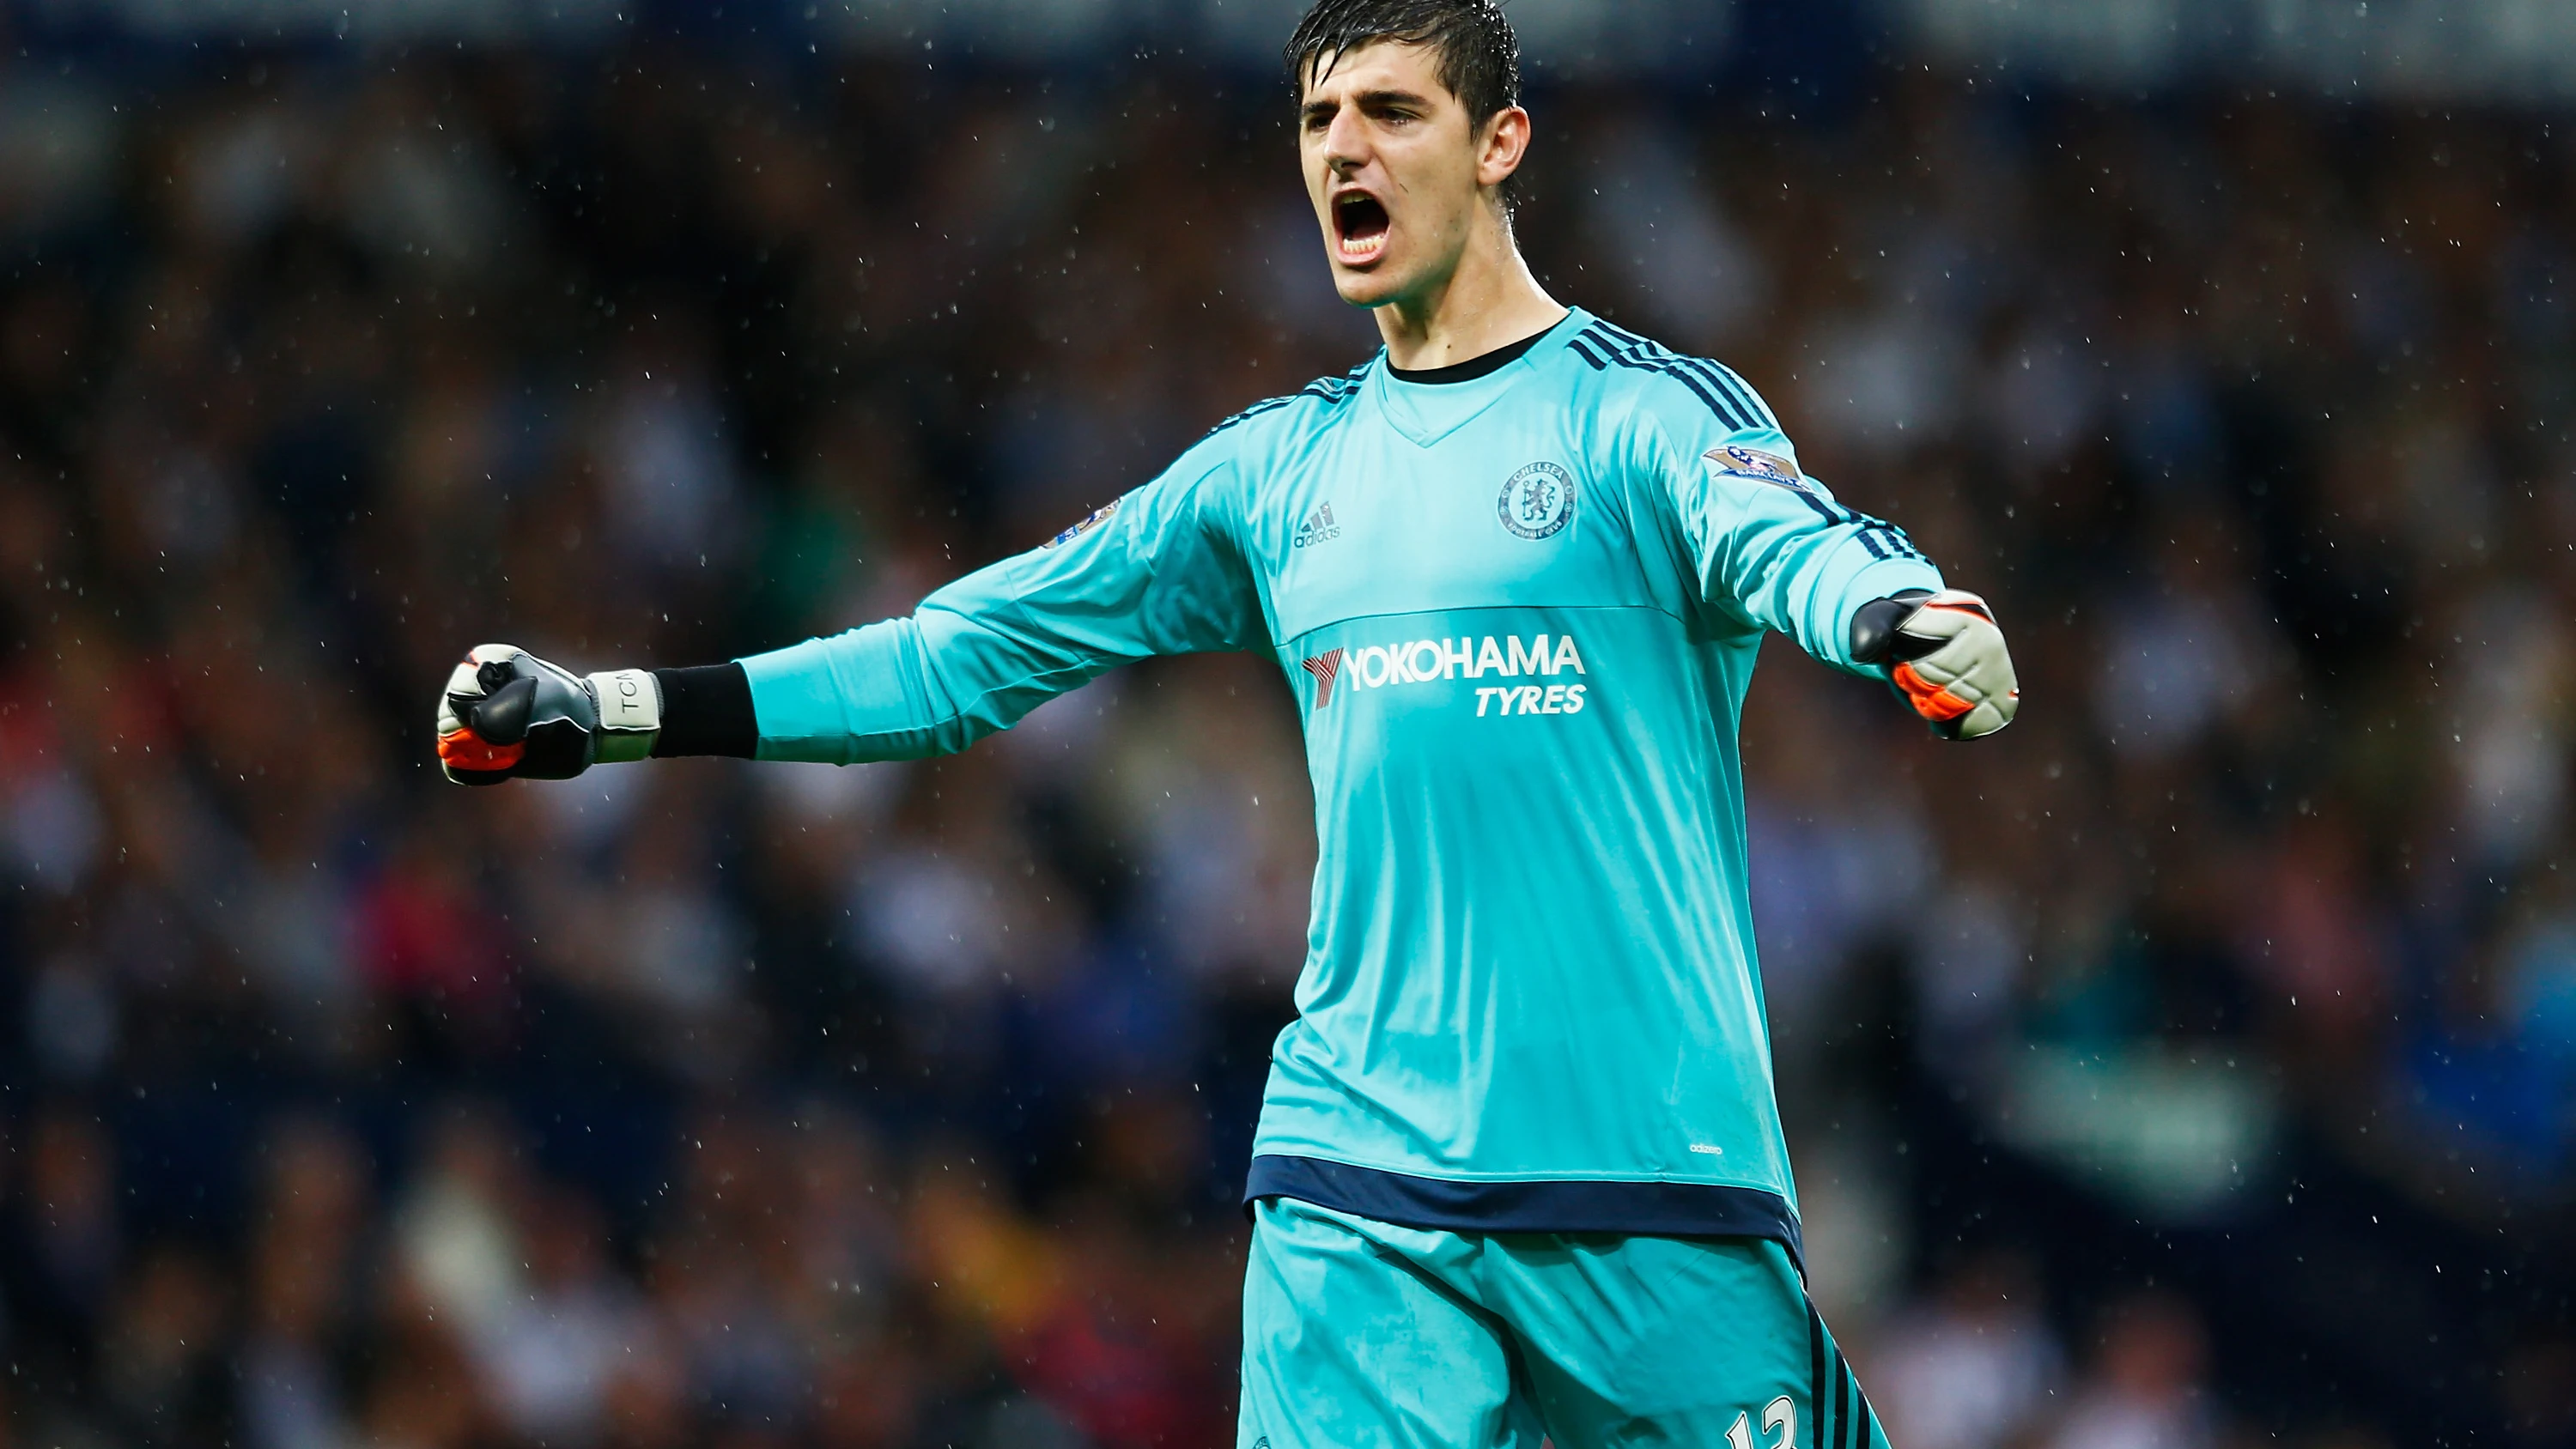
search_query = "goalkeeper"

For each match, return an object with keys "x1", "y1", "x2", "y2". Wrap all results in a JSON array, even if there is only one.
[{"x1": 435, "y1": 0, "x2": 2016, "y2": 1443}]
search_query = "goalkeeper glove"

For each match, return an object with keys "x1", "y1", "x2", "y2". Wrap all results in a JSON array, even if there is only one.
[
  {"x1": 1849, "y1": 589, "x2": 2019, "y2": 740},
  {"x1": 434, "y1": 644, "x2": 662, "y2": 785}
]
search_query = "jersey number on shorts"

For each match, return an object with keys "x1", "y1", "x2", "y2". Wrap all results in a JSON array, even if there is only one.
[{"x1": 1725, "y1": 1397, "x2": 1795, "y2": 1449}]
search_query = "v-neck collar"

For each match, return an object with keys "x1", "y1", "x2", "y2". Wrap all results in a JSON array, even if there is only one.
[{"x1": 1368, "y1": 308, "x2": 1589, "y2": 448}]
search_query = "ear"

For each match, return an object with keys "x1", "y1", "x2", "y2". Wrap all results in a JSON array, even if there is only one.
[{"x1": 1476, "y1": 105, "x2": 1532, "y2": 191}]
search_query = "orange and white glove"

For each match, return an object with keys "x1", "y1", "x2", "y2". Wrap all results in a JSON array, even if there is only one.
[
  {"x1": 1850, "y1": 590, "x2": 2019, "y2": 740},
  {"x1": 434, "y1": 644, "x2": 661, "y2": 785}
]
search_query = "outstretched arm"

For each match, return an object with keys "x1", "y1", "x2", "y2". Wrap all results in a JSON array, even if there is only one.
[
  {"x1": 434, "y1": 445, "x2": 1262, "y2": 784},
  {"x1": 1642, "y1": 392, "x2": 2018, "y2": 739}
]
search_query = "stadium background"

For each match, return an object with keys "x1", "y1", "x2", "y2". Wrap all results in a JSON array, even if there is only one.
[{"x1": 0, "y1": 0, "x2": 2571, "y2": 1445}]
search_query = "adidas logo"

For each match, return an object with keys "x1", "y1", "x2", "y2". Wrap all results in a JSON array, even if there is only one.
[{"x1": 1293, "y1": 501, "x2": 1341, "y2": 548}]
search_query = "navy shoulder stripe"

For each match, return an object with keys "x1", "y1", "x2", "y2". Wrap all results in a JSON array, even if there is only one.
[
  {"x1": 1205, "y1": 358, "x2": 1375, "y2": 439},
  {"x1": 1202, "y1": 398, "x2": 1301, "y2": 440},
  {"x1": 1703, "y1": 358, "x2": 1778, "y2": 429},
  {"x1": 1595, "y1": 321, "x2": 1776, "y2": 429},
  {"x1": 1583, "y1": 321, "x2": 1782, "y2": 433},
  {"x1": 1206, "y1": 395, "x2": 1300, "y2": 434},
  {"x1": 1577, "y1": 324, "x2": 1757, "y2": 431},
  {"x1": 1578, "y1": 324, "x2": 1744, "y2": 427},
  {"x1": 1586, "y1": 322, "x2": 1925, "y2": 560}
]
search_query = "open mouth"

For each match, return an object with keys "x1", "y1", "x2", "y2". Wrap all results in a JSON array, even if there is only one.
[{"x1": 1333, "y1": 191, "x2": 1390, "y2": 264}]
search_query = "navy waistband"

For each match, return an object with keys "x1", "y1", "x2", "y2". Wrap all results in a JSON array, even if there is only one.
[{"x1": 1243, "y1": 1154, "x2": 1804, "y2": 1271}]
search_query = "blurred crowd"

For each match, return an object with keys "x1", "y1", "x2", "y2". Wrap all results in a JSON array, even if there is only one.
[{"x1": 0, "y1": 27, "x2": 2572, "y2": 1449}]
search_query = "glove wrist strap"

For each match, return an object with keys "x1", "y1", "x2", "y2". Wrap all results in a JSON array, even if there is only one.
[
  {"x1": 586, "y1": 669, "x2": 662, "y2": 764},
  {"x1": 650, "y1": 663, "x2": 758, "y2": 759}
]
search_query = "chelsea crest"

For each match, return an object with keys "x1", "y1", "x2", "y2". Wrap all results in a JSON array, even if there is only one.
[{"x1": 1498, "y1": 462, "x2": 1576, "y2": 540}]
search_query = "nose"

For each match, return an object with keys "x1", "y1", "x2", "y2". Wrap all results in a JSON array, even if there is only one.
[{"x1": 1321, "y1": 106, "x2": 1370, "y2": 176}]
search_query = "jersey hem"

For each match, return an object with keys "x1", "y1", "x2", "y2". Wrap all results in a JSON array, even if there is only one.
[{"x1": 1242, "y1": 1154, "x2": 1805, "y2": 1270}]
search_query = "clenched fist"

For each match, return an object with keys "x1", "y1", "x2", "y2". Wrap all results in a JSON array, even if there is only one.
[
  {"x1": 435, "y1": 645, "x2": 661, "y2": 785},
  {"x1": 1849, "y1": 590, "x2": 2020, "y2": 740}
]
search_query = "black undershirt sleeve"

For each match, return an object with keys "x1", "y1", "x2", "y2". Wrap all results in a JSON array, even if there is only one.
[{"x1": 650, "y1": 663, "x2": 759, "y2": 759}]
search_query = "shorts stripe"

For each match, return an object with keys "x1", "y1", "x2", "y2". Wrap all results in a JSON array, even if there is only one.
[
  {"x1": 1806, "y1": 1301, "x2": 1831, "y2": 1449},
  {"x1": 1840, "y1": 1345, "x2": 1869, "y2": 1449}
]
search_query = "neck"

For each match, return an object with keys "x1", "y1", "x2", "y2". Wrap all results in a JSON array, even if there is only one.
[{"x1": 1373, "y1": 202, "x2": 1567, "y2": 371}]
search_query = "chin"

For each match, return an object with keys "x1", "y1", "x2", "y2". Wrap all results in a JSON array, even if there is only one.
[
  {"x1": 1329, "y1": 259, "x2": 1413, "y2": 311},
  {"x1": 1334, "y1": 276, "x2": 1394, "y2": 308}
]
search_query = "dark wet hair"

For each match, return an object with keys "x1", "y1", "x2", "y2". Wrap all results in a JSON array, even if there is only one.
[{"x1": 1285, "y1": 0, "x2": 1522, "y2": 129}]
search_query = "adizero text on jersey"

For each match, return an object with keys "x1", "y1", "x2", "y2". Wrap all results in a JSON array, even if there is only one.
[{"x1": 735, "y1": 310, "x2": 1944, "y2": 1250}]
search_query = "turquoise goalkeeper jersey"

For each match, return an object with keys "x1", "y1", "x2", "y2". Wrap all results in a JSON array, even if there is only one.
[{"x1": 738, "y1": 310, "x2": 1942, "y2": 1253}]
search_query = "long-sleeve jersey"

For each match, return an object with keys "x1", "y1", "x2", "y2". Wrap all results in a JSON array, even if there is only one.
[{"x1": 738, "y1": 309, "x2": 1943, "y2": 1256}]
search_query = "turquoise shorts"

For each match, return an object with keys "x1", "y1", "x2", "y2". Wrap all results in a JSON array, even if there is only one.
[{"x1": 1238, "y1": 1197, "x2": 1889, "y2": 1449}]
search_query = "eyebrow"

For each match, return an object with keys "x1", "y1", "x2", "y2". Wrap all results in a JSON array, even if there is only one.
[{"x1": 1300, "y1": 88, "x2": 1436, "y2": 124}]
